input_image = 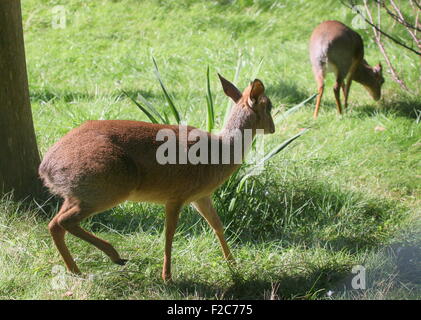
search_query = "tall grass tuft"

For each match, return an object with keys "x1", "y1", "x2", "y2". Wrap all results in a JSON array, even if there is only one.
[
  {"x1": 206, "y1": 65, "x2": 215, "y2": 133},
  {"x1": 121, "y1": 90, "x2": 159, "y2": 124},
  {"x1": 152, "y1": 57, "x2": 181, "y2": 124}
]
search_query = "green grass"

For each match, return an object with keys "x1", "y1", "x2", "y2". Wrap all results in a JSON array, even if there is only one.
[{"x1": 0, "y1": 0, "x2": 419, "y2": 299}]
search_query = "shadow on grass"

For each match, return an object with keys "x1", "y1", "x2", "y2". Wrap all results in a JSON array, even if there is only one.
[
  {"x1": 212, "y1": 172, "x2": 407, "y2": 253},
  {"x1": 167, "y1": 277, "x2": 311, "y2": 300},
  {"x1": 388, "y1": 243, "x2": 421, "y2": 285},
  {"x1": 90, "y1": 240, "x2": 420, "y2": 299},
  {"x1": 351, "y1": 97, "x2": 421, "y2": 119},
  {"x1": 29, "y1": 88, "x2": 157, "y2": 103},
  {"x1": 77, "y1": 171, "x2": 408, "y2": 256},
  {"x1": 97, "y1": 263, "x2": 350, "y2": 300},
  {"x1": 222, "y1": 266, "x2": 348, "y2": 299},
  {"x1": 266, "y1": 80, "x2": 310, "y2": 105},
  {"x1": 32, "y1": 174, "x2": 411, "y2": 299}
]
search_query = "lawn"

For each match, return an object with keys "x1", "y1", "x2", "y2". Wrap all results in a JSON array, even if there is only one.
[{"x1": 0, "y1": 0, "x2": 419, "y2": 299}]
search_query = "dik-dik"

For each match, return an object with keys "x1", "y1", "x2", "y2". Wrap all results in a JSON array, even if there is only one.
[
  {"x1": 39, "y1": 75, "x2": 275, "y2": 281},
  {"x1": 310, "y1": 20, "x2": 385, "y2": 118}
]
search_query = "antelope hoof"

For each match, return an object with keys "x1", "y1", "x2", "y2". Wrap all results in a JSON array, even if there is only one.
[
  {"x1": 162, "y1": 273, "x2": 172, "y2": 283},
  {"x1": 114, "y1": 258, "x2": 128, "y2": 266}
]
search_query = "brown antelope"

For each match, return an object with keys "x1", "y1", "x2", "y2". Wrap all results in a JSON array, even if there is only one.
[
  {"x1": 39, "y1": 75, "x2": 275, "y2": 281},
  {"x1": 309, "y1": 20, "x2": 385, "y2": 118}
]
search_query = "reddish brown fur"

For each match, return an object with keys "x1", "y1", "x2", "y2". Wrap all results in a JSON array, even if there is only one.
[
  {"x1": 40, "y1": 75, "x2": 275, "y2": 280},
  {"x1": 309, "y1": 20, "x2": 384, "y2": 118}
]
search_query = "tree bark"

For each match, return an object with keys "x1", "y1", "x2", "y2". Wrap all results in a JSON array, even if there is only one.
[{"x1": 0, "y1": 0, "x2": 42, "y2": 200}]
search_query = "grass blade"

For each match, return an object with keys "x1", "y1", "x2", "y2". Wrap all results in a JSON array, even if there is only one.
[
  {"x1": 206, "y1": 65, "x2": 215, "y2": 132},
  {"x1": 163, "y1": 111, "x2": 170, "y2": 124},
  {"x1": 250, "y1": 56, "x2": 264, "y2": 80},
  {"x1": 223, "y1": 50, "x2": 243, "y2": 127},
  {"x1": 275, "y1": 93, "x2": 317, "y2": 124},
  {"x1": 122, "y1": 90, "x2": 158, "y2": 124},
  {"x1": 136, "y1": 92, "x2": 168, "y2": 124},
  {"x1": 152, "y1": 56, "x2": 181, "y2": 124},
  {"x1": 237, "y1": 129, "x2": 309, "y2": 191},
  {"x1": 260, "y1": 128, "x2": 308, "y2": 164}
]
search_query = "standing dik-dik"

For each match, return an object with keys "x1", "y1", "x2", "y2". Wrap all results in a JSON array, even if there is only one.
[
  {"x1": 39, "y1": 75, "x2": 275, "y2": 281},
  {"x1": 310, "y1": 20, "x2": 385, "y2": 118}
]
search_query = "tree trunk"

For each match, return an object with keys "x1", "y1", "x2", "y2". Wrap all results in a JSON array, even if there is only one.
[{"x1": 0, "y1": 0, "x2": 42, "y2": 200}]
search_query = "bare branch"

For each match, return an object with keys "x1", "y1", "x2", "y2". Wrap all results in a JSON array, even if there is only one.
[
  {"x1": 411, "y1": 0, "x2": 420, "y2": 37},
  {"x1": 377, "y1": 0, "x2": 381, "y2": 40},
  {"x1": 342, "y1": 0, "x2": 421, "y2": 55},
  {"x1": 376, "y1": 0, "x2": 421, "y2": 32},
  {"x1": 363, "y1": 0, "x2": 410, "y2": 91},
  {"x1": 389, "y1": 0, "x2": 420, "y2": 49}
]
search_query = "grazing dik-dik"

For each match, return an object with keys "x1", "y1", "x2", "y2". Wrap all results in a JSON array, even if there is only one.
[
  {"x1": 39, "y1": 75, "x2": 275, "y2": 281},
  {"x1": 309, "y1": 20, "x2": 385, "y2": 118}
]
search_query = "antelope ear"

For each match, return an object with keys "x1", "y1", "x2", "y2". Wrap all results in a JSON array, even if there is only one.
[
  {"x1": 218, "y1": 73, "x2": 242, "y2": 103},
  {"x1": 250, "y1": 79, "x2": 265, "y2": 102}
]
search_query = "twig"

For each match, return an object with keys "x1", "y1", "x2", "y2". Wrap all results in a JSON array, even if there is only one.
[
  {"x1": 342, "y1": 0, "x2": 421, "y2": 56},
  {"x1": 410, "y1": 0, "x2": 420, "y2": 37},
  {"x1": 363, "y1": 0, "x2": 411, "y2": 91},
  {"x1": 375, "y1": 0, "x2": 421, "y2": 32},
  {"x1": 389, "y1": 0, "x2": 420, "y2": 50}
]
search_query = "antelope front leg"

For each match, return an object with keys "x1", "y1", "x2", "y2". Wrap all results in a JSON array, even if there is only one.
[
  {"x1": 313, "y1": 70, "x2": 325, "y2": 119},
  {"x1": 343, "y1": 78, "x2": 352, "y2": 110},
  {"x1": 333, "y1": 78, "x2": 344, "y2": 115},
  {"x1": 162, "y1": 201, "x2": 182, "y2": 282},
  {"x1": 313, "y1": 84, "x2": 324, "y2": 119},
  {"x1": 192, "y1": 197, "x2": 234, "y2": 263},
  {"x1": 343, "y1": 61, "x2": 359, "y2": 110}
]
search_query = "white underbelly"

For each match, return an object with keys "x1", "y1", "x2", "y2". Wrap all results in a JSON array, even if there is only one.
[{"x1": 126, "y1": 190, "x2": 168, "y2": 204}]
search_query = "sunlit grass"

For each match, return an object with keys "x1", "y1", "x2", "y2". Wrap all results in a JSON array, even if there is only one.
[{"x1": 0, "y1": 0, "x2": 418, "y2": 300}]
